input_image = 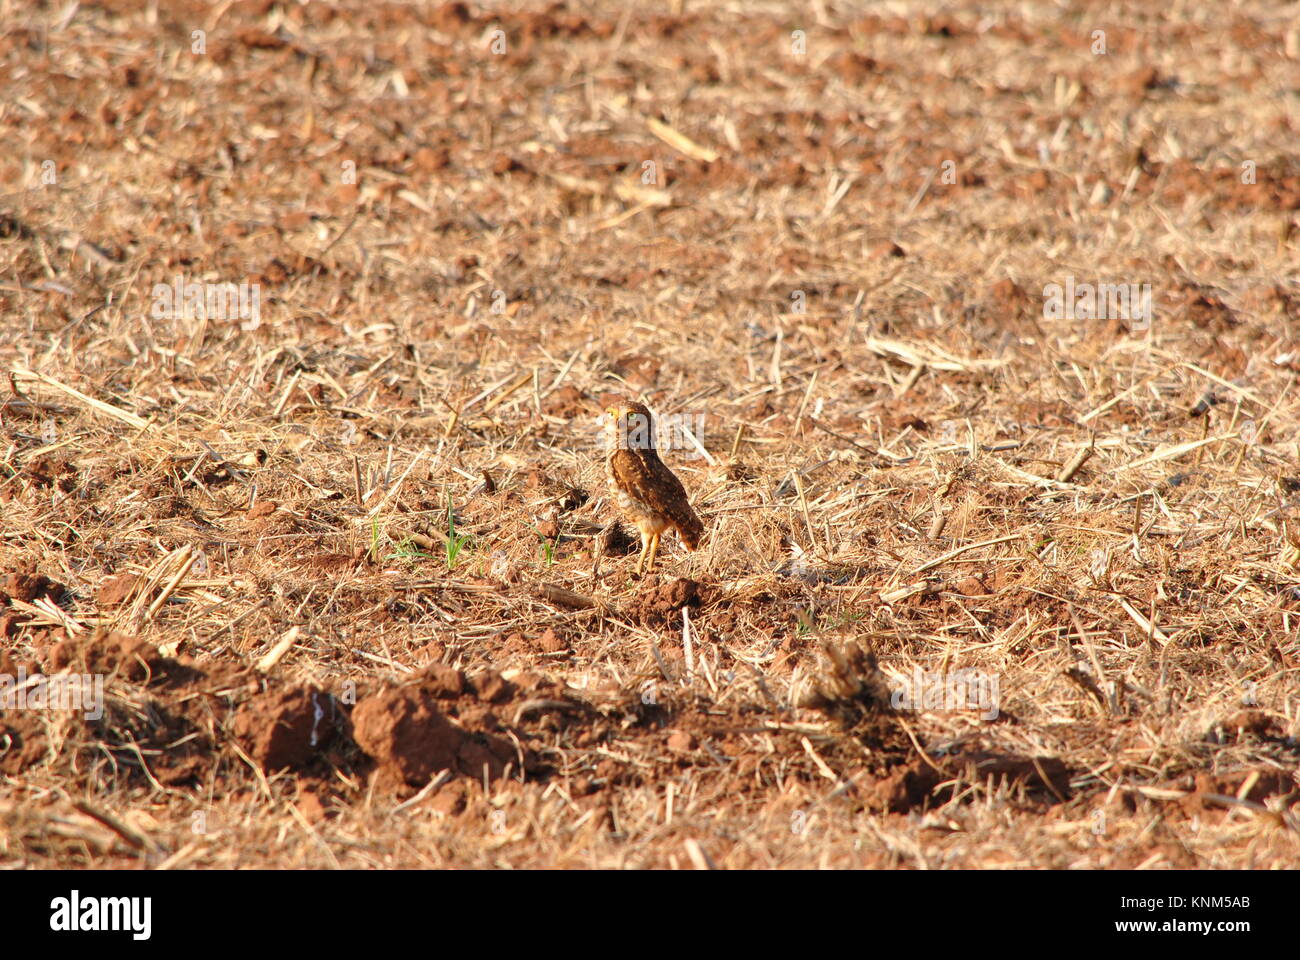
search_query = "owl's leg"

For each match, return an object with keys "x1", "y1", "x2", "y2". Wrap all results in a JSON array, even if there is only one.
[
  {"x1": 634, "y1": 529, "x2": 651, "y2": 576},
  {"x1": 646, "y1": 532, "x2": 661, "y2": 571}
]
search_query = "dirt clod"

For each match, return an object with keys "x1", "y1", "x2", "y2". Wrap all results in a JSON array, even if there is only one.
[
  {"x1": 354, "y1": 687, "x2": 497, "y2": 790},
  {"x1": 233, "y1": 686, "x2": 335, "y2": 771}
]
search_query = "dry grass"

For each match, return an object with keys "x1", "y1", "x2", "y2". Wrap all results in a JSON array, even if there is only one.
[{"x1": 1, "y1": 0, "x2": 1298, "y2": 869}]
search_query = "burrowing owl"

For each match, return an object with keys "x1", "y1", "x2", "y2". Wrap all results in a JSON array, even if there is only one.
[{"x1": 603, "y1": 398, "x2": 704, "y2": 575}]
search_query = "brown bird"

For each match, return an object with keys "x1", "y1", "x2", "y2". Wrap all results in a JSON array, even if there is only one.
[{"x1": 603, "y1": 398, "x2": 704, "y2": 575}]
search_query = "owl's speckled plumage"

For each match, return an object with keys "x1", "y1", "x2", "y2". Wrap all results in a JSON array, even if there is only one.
[{"x1": 603, "y1": 399, "x2": 703, "y2": 574}]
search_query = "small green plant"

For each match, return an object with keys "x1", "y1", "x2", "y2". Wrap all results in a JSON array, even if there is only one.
[
  {"x1": 526, "y1": 523, "x2": 556, "y2": 567},
  {"x1": 386, "y1": 536, "x2": 433, "y2": 564},
  {"x1": 793, "y1": 607, "x2": 863, "y2": 637},
  {"x1": 445, "y1": 496, "x2": 472, "y2": 570},
  {"x1": 823, "y1": 610, "x2": 867, "y2": 632}
]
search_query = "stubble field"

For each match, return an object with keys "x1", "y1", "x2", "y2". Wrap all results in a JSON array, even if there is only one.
[{"x1": 1, "y1": 0, "x2": 1298, "y2": 869}]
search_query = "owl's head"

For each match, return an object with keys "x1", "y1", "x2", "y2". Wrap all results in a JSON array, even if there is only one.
[{"x1": 603, "y1": 399, "x2": 655, "y2": 451}]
